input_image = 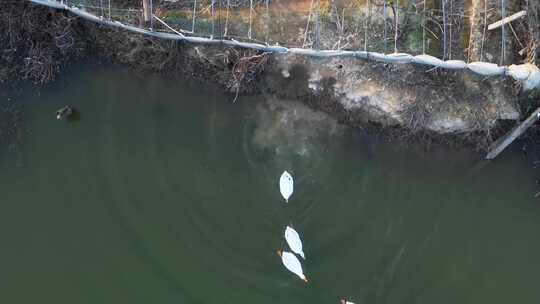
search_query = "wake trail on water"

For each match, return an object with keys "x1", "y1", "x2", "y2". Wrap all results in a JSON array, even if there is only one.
[{"x1": 97, "y1": 111, "x2": 199, "y2": 303}]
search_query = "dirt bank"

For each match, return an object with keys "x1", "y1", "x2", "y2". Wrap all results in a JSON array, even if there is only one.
[{"x1": 2, "y1": 1, "x2": 539, "y2": 152}]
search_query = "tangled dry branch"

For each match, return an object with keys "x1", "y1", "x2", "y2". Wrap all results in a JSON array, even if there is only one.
[
  {"x1": 22, "y1": 41, "x2": 57, "y2": 84},
  {"x1": 1, "y1": 2, "x2": 85, "y2": 84},
  {"x1": 225, "y1": 49, "x2": 269, "y2": 102},
  {"x1": 400, "y1": 99, "x2": 433, "y2": 133}
]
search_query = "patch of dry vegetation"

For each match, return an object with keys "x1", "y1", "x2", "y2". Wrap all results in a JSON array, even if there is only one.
[{"x1": 0, "y1": 2, "x2": 87, "y2": 84}]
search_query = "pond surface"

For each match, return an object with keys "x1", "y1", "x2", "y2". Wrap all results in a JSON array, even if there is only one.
[{"x1": 1, "y1": 65, "x2": 540, "y2": 304}]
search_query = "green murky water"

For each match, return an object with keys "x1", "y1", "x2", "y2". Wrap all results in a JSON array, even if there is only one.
[{"x1": 1, "y1": 65, "x2": 540, "y2": 304}]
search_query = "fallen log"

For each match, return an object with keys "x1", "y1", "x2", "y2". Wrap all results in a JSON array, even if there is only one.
[
  {"x1": 488, "y1": 10, "x2": 527, "y2": 31},
  {"x1": 142, "y1": 0, "x2": 151, "y2": 27},
  {"x1": 485, "y1": 106, "x2": 540, "y2": 160}
]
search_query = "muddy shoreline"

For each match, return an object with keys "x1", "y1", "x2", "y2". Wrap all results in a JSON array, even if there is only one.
[{"x1": 2, "y1": 2, "x2": 539, "y2": 154}]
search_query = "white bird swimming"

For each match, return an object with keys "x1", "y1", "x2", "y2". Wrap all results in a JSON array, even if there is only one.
[
  {"x1": 279, "y1": 171, "x2": 294, "y2": 202},
  {"x1": 277, "y1": 250, "x2": 308, "y2": 282},
  {"x1": 285, "y1": 226, "x2": 305, "y2": 259},
  {"x1": 340, "y1": 300, "x2": 355, "y2": 304}
]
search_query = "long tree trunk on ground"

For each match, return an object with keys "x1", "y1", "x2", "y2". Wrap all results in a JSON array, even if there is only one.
[
  {"x1": 468, "y1": 0, "x2": 486, "y2": 62},
  {"x1": 142, "y1": 0, "x2": 151, "y2": 27}
]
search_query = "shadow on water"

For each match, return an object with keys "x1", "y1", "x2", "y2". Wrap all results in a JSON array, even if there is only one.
[{"x1": 65, "y1": 109, "x2": 81, "y2": 122}]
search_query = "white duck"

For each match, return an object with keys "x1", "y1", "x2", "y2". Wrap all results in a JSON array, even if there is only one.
[
  {"x1": 340, "y1": 300, "x2": 355, "y2": 304},
  {"x1": 279, "y1": 171, "x2": 294, "y2": 202},
  {"x1": 285, "y1": 225, "x2": 305, "y2": 259},
  {"x1": 277, "y1": 250, "x2": 308, "y2": 282}
]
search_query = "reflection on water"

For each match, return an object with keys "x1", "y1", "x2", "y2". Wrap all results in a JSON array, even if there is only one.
[
  {"x1": 252, "y1": 96, "x2": 343, "y2": 156},
  {"x1": 1, "y1": 65, "x2": 540, "y2": 304},
  {"x1": 246, "y1": 96, "x2": 344, "y2": 190}
]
